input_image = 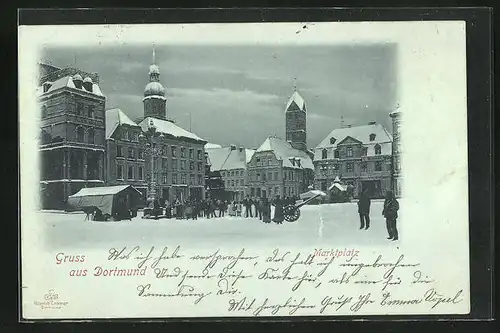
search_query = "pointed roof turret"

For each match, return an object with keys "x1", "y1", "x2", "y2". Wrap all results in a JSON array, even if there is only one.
[{"x1": 286, "y1": 91, "x2": 306, "y2": 112}]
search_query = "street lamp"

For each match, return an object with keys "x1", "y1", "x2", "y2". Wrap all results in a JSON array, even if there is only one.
[{"x1": 139, "y1": 119, "x2": 163, "y2": 206}]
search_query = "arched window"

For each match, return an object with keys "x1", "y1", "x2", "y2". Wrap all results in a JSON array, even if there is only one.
[
  {"x1": 321, "y1": 149, "x2": 327, "y2": 159},
  {"x1": 374, "y1": 144, "x2": 382, "y2": 155},
  {"x1": 369, "y1": 133, "x2": 376, "y2": 141},
  {"x1": 76, "y1": 126, "x2": 85, "y2": 142},
  {"x1": 87, "y1": 128, "x2": 95, "y2": 144}
]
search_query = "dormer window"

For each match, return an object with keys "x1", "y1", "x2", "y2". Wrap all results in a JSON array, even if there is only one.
[
  {"x1": 330, "y1": 137, "x2": 336, "y2": 145},
  {"x1": 290, "y1": 158, "x2": 295, "y2": 166},
  {"x1": 296, "y1": 159, "x2": 301, "y2": 168},
  {"x1": 369, "y1": 133, "x2": 376, "y2": 141},
  {"x1": 375, "y1": 144, "x2": 382, "y2": 155},
  {"x1": 334, "y1": 149, "x2": 340, "y2": 158},
  {"x1": 321, "y1": 149, "x2": 327, "y2": 159}
]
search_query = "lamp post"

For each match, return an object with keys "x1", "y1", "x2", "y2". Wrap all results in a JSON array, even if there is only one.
[{"x1": 139, "y1": 119, "x2": 163, "y2": 205}]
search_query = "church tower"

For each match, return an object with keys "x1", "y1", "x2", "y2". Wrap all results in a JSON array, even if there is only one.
[
  {"x1": 143, "y1": 44, "x2": 167, "y2": 120},
  {"x1": 285, "y1": 84, "x2": 307, "y2": 151}
]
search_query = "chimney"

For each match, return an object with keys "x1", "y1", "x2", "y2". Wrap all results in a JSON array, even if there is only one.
[{"x1": 368, "y1": 121, "x2": 376, "y2": 125}]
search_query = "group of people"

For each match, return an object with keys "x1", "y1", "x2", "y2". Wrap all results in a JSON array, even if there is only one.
[
  {"x1": 357, "y1": 189, "x2": 400, "y2": 241},
  {"x1": 151, "y1": 196, "x2": 297, "y2": 224}
]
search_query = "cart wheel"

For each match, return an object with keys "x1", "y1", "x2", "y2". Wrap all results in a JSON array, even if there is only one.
[{"x1": 283, "y1": 205, "x2": 300, "y2": 222}]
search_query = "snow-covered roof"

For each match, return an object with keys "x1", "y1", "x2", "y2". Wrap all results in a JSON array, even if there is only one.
[
  {"x1": 105, "y1": 108, "x2": 140, "y2": 139},
  {"x1": 69, "y1": 185, "x2": 140, "y2": 197},
  {"x1": 205, "y1": 142, "x2": 222, "y2": 149},
  {"x1": 286, "y1": 91, "x2": 306, "y2": 112},
  {"x1": 205, "y1": 146, "x2": 255, "y2": 171},
  {"x1": 256, "y1": 137, "x2": 313, "y2": 170},
  {"x1": 138, "y1": 117, "x2": 206, "y2": 143},
  {"x1": 316, "y1": 123, "x2": 392, "y2": 149},
  {"x1": 38, "y1": 75, "x2": 104, "y2": 97}
]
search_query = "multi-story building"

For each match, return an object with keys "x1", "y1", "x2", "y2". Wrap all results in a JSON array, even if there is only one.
[
  {"x1": 390, "y1": 110, "x2": 402, "y2": 197},
  {"x1": 104, "y1": 47, "x2": 207, "y2": 204},
  {"x1": 105, "y1": 108, "x2": 148, "y2": 203},
  {"x1": 37, "y1": 63, "x2": 106, "y2": 209},
  {"x1": 313, "y1": 122, "x2": 393, "y2": 199},
  {"x1": 247, "y1": 137, "x2": 314, "y2": 199},
  {"x1": 205, "y1": 145, "x2": 255, "y2": 201}
]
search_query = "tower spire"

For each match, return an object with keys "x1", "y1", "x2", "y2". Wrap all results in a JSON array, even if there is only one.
[{"x1": 152, "y1": 42, "x2": 156, "y2": 65}]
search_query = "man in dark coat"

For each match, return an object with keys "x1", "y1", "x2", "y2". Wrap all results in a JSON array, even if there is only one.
[
  {"x1": 262, "y1": 197, "x2": 271, "y2": 223},
  {"x1": 382, "y1": 190, "x2": 400, "y2": 241},
  {"x1": 244, "y1": 197, "x2": 253, "y2": 218},
  {"x1": 357, "y1": 189, "x2": 371, "y2": 230},
  {"x1": 272, "y1": 195, "x2": 284, "y2": 224}
]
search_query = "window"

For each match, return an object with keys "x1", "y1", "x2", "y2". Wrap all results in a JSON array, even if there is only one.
[
  {"x1": 117, "y1": 164, "x2": 123, "y2": 179},
  {"x1": 268, "y1": 172, "x2": 272, "y2": 181},
  {"x1": 284, "y1": 172, "x2": 287, "y2": 180},
  {"x1": 171, "y1": 146, "x2": 177, "y2": 157},
  {"x1": 190, "y1": 174, "x2": 195, "y2": 185},
  {"x1": 153, "y1": 157, "x2": 159, "y2": 169},
  {"x1": 162, "y1": 158, "x2": 168, "y2": 170},
  {"x1": 189, "y1": 161, "x2": 194, "y2": 171},
  {"x1": 330, "y1": 137, "x2": 336, "y2": 144},
  {"x1": 375, "y1": 144, "x2": 382, "y2": 155},
  {"x1": 41, "y1": 105, "x2": 47, "y2": 118},
  {"x1": 363, "y1": 147, "x2": 368, "y2": 156},
  {"x1": 76, "y1": 102, "x2": 83, "y2": 116},
  {"x1": 231, "y1": 171, "x2": 234, "y2": 177},
  {"x1": 346, "y1": 162, "x2": 353, "y2": 172},
  {"x1": 189, "y1": 149, "x2": 194, "y2": 159},
  {"x1": 361, "y1": 162, "x2": 367, "y2": 172},
  {"x1": 181, "y1": 160, "x2": 186, "y2": 170},
  {"x1": 322, "y1": 149, "x2": 327, "y2": 159},
  {"x1": 138, "y1": 167, "x2": 144, "y2": 180},
  {"x1": 126, "y1": 147, "x2": 134, "y2": 159},
  {"x1": 375, "y1": 161, "x2": 382, "y2": 171},
  {"x1": 162, "y1": 173, "x2": 167, "y2": 184},
  {"x1": 181, "y1": 174, "x2": 186, "y2": 184},
  {"x1": 172, "y1": 174, "x2": 177, "y2": 184},
  {"x1": 268, "y1": 157, "x2": 272, "y2": 166},
  {"x1": 76, "y1": 127, "x2": 84, "y2": 142},
  {"x1": 197, "y1": 162, "x2": 202, "y2": 172},
  {"x1": 180, "y1": 147, "x2": 186, "y2": 158},
  {"x1": 171, "y1": 159, "x2": 177, "y2": 170},
  {"x1": 87, "y1": 128, "x2": 95, "y2": 144},
  {"x1": 132, "y1": 132, "x2": 138, "y2": 142},
  {"x1": 291, "y1": 171, "x2": 294, "y2": 180},
  {"x1": 198, "y1": 174, "x2": 203, "y2": 185},
  {"x1": 262, "y1": 173, "x2": 266, "y2": 181},
  {"x1": 123, "y1": 130, "x2": 129, "y2": 141},
  {"x1": 161, "y1": 145, "x2": 167, "y2": 156},
  {"x1": 87, "y1": 105, "x2": 94, "y2": 118},
  {"x1": 116, "y1": 145, "x2": 123, "y2": 157},
  {"x1": 257, "y1": 173, "x2": 260, "y2": 181},
  {"x1": 138, "y1": 149, "x2": 144, "y2": 159},
  {"x1": 231, "y1": 180, "x2": 235, "y2": 187},
  {"x1": 297, "y1": 160, "x2": 301, "y2": 168},
  {"x1": 334, "y1": 149, "x2": 340, "y2": 158},
  {"x1": 128, "y1": 166, "x2": 134, "y2": 179},
  {"x1": 369, "y1": 133, "x2": 376, "y2": 141},
  {"x1": 256, "y1": 157, "x2": 260, "y2": 166},
  {"x1": 347, "y1": 147, "x2": 353, "y2": 157},
  {"x1": 274, "y1": 172, "x2": 279, "y2": 180},
  {"x1": 197, "y1": 150, "x2": 202, "y2": 160}
]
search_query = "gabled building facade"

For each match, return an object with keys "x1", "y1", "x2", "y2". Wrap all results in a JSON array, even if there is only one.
[
  {"x1": 205, "y1": 145, "x2": 255, "y2": 201},
  {"x1": 247, "y1": 137, "x2": 314, "y2": 199},
  {"x1": 38, "y1": 64, "x2": 106, "y2": 209},
  {"x1": 313, "y1": 122, "x2": 393, "y2": 199}
]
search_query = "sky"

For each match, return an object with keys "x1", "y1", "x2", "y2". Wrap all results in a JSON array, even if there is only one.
[{"x1": 41, "y1": 43, "x2": 398, "y2": 149}]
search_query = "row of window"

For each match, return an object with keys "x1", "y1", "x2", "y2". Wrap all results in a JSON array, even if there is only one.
[
  {"x1": 226, "y1": 179, "x2": 246, "y2": 187},
  {"x1": 248, "y1": 186, "x2": 297, "y2": 198},
  {"x1": 116, "y1": 144, "x2": 203, "y2": 160},
  {"x1": 40, "y1": 103, "x2": 96, "y2": 119},
  {"x1": 318, "y1": 161, "x2": 384, "y2": 172},
  {"x1": 76, "y1": 126, "x2": 95, "y2": 144},
  {"x1": 221, "y1": 170, "x2": 244, "y2": 177},
  {"x1": 321, "y1": 144, "x2": 382, "y2": 159},
  {"x1": 121, "y1": 130, "x2": 139, "y2": 142},
  {"x1": 248, "y1": 170, "x2": 303, "y2": 182},
  {"x1": 116, "y1": 165, "x2": 204, "y2": 185}
]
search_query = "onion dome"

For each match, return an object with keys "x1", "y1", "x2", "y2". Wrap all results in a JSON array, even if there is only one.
[
  {"x1": 73, "y1": 73, "x2": 83, "y2": 81},
  {"x1": 144, "y1": 81, "x2": 165, "y2": 97}
]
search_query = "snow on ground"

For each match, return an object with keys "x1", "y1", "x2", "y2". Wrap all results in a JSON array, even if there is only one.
[{"x1": 39, "y1": 201, "x2": 398, "y2": 250}]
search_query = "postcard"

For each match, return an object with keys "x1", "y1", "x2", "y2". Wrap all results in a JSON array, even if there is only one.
[{"x1": 19, "y1": 20, "x2": 469, "y2": 319}]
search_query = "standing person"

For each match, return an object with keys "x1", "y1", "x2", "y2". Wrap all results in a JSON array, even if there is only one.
[
  {"x1": 262, "y1": 197, "x2": 271, "y2": 223},
  {"x1": 382, "y1": 191, "x2": 400, "y2": 241},
  {"x1": 256, "y1": 197, "x2": 263, "y2": 220},
  {"x1": 244, "y1": 197, "x2": 253, "y2": 218},
  {"x1": 357, "y1": 189, "x2": 371, "y2": 230},
  {"x1": 236, "y1": 201, "x2": 242, "y2": 217},
  {"x1": 272, "y1": 195, "x2": 284, "y2": 224}
]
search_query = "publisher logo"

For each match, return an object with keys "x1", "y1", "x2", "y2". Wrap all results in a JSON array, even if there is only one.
[{"x1": 33, "y1": 289, "x2": 69, "y2": 310}]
